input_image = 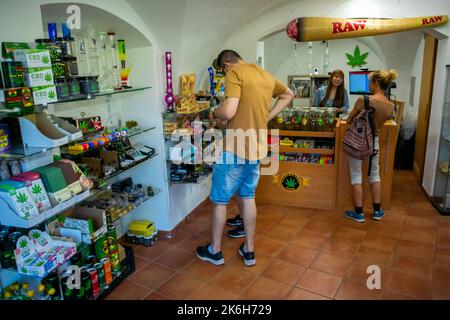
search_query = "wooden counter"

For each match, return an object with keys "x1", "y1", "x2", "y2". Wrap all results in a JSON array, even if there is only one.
[{"x1": 255, "y1": 119, "x2": 399, "y2": 210}]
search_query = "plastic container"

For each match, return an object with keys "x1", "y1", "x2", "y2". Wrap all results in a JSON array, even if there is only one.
[
  {"x1": 55, "y1": 77, "x2": 70, "y2": 99},
  {"x1": 67, "y1": 77, "x2": 81, "y2": 96}
]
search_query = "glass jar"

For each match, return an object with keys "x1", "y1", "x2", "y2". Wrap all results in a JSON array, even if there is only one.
[
  {"x1": 63, "y1": 56, "x2": 79, "y2": 77},
  {"x1": 325, "y1": 108, "x2": 336, "y2": 131},
  {"x1": 55, "y1": 77, "x2": 70, "y2": 99},
  {"x1": 68, "y1": 77, "x2": 81, "y2": 96},
  {"x1": 316, "y1": 109, "x2": 325, "y2": 132},
  {"x1": 299, "y1": 108, "x2": 310, "y2": 131},
  {"x1": 56, "y1": 37, "x2": 76, "y2": 58}
]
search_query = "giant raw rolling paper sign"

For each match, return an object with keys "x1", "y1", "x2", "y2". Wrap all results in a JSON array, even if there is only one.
[{"x1": 287, "y1": 16, "x2": 448, "y2": 42}]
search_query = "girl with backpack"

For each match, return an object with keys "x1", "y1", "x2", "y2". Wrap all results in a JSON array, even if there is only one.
[{"x1": 344, "y1": 69, "x2": 398, "y2": 222}]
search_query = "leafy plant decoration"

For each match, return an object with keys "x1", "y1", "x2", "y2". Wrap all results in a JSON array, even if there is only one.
[{"x1": 346, "y1": 45, "x2": 369, "y2": 68}]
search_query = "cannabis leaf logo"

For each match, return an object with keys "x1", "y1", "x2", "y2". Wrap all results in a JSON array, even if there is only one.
[
  {"x1": 35, "y1": 261, "x2": 45, "y2": 267},
  {"x1": 31, "y1": 184, "x2": 43, "y2": 195},
  {"x1": 346, "y1": 45, "x2": 369, "y2": 68},
  {"x1": 44, "y1": 73, "x2": 52, "y2": 82},
  {"x1": 48, "y1": 91, "x2": 56, "y2": 99},
  {"x1": 31, "y1": 231, "x2": 41, "y2": 239},
  {"x1": 42, "y1": 55, "x2": 50, "y2": 65},
  {"x1": 21, "y1": 267, "x2": 28, "y2": 274},
  {"x1": 285, "y1": 178, "x2": 298, "y2": 189},
  {"x1": 19, "y1": 239, "x2": 28, "y2": 249},
  {"x1": 16, "y1": 193, "x2": 29, "y2": 204}
]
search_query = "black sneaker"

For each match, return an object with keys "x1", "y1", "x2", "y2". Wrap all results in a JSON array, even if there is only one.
[
  {"x1": 238, "y1": 244, "x2": 256, "y2": 266},
  {"x1": 196, "y1": 244, "x2": 224, "y2": 266},
  {"x1": 227, "y1": 226, "x2": 245, "y2": 238},
  {"x1": 226, "y1": 214, "x2": 243, "y2": 226}
]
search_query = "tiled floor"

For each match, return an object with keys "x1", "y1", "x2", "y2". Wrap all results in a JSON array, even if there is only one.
[{"x1": 106, "y1": 170, "x2": 450, "y2": 300}]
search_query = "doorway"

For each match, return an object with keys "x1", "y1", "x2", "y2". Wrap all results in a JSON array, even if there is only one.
[{"x1": 413, "y1": 32, "x2": 439, "y2": 184}]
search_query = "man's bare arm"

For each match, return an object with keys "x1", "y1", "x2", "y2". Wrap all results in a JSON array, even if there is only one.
[{"x1": 268, "y1": 89, "x2": 295, "y2": 121}]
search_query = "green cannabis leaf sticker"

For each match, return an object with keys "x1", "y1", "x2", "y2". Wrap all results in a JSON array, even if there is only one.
[
  {"x1": 42, "y1": 55, "x2": 50, "y2": 65},
  {"x1": 44, "y1": 73, "x2": 52, "y2": 82},
  {"x1": 281, "y1": 174, "x2": 301, "y2": 191},
  {"x1": 21, "y1": 267, "x2": 28, "y2": 274},
  {"x1": 31, "y1": 184, "x2": 43, "y2": 195},
  {"x1": 346, "y1": 45, "x2": 369, "y2": 68},
  {"x1": 19, "y1": 239, "x2": 28, "y2": 248},
  {"x1": 31, "y1": 231, "x2": 41, "y2": 239},
  {"x1": 16, "y1": 193, "x2": 29, "y2": 204},
  {"x1": 48, "y1": 91, "x2": 56, "y2": 99}
]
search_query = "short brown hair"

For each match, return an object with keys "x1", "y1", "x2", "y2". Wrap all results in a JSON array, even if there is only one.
[{"x1": 217, "y1": 50, "x2": 242, "y2": 69}]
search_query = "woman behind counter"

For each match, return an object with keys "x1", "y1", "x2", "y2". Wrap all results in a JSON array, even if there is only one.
[{"x1": 313, "y1": 69, "x2": 349, "y2": 114}]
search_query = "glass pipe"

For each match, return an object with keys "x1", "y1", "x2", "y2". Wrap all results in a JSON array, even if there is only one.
[{"x1": 165, "y1": 51, "x2": 175, "y2": 112}]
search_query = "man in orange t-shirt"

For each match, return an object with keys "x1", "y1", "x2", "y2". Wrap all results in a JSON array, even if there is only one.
[{"x1": 196, "y1": 50, "x2": 294, "y2": 266}]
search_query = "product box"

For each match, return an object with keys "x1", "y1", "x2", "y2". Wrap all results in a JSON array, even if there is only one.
[
  {"x1": 24, "y1": 67, "x2": 54, "y2": 87},
  {"x1": 10, "y1": 172, "x2": 52, "y2": 213},
  {"x1": 32, "y1": 166, "x2": 72, "y2": 206},
  {"x1": 13, "y1": 49, "x2": 52, "y2": 68},
  {"x1": 2, "y1": 42, "x2": 31, "y2": 59},
  {"x1": 14, "y1": 230, "x2": 76, "y2": 277},
  {"x1": 1, "y1": 61, "x2": 25, "y2": 88},
  {"x1": 3, "y1": 87, "x2": 34, "y2": 109},
  {"x1": 59, "y1": 206, "x2": 107, "y2": 244},
  {"x1": 0, "y1": 123, "x2": 11, "y2": 152},
  {"x1": 50, "y1": 161, "x2": 83, "y2": 196},
  {"x1": 32, "y1": 85, "x2": 58, "y2": 105},
  {"x1": 0, "y1": 180, "x2": 40, "y2": 219}
]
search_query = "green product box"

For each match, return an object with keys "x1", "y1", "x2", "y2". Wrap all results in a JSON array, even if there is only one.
[
  {"x1": 13, "y1": 49, "x2": 52, "y2": 68},
  {"x1": 32, "y1": 166, "x2": 68, "y2": 193},
  {"x1": 32, "y1": 85, "x2": 58, "y2": 105},
  {"x1": 2, "y1": 42, "x2": 31, "y2": 59},
  {"x1": 24, "y1": 67, "x2": 54, "y2": 88},
  {"x1": 94, "y1": 234, "x2": 109, "y2": 261}
]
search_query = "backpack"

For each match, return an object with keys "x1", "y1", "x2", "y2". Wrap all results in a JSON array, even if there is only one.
[{"x1": 343, "y1": 95, "x2": 378, "y2": 175}]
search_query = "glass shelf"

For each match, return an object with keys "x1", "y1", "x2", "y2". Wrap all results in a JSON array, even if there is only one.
[
  {"x1": 41, "y1": 86, "x2": 152, "y2": 106},
  {"x1": 60, "y1": 126, "x2": 156, "y2": 157},
  {"x1": 170, "y1": 172, "x2": 212, "y2": 185},
  {"x1": 108, "y1": 189, "x2": 161, "y2": 224},
  {"x1": 103, "y1": 153, "x2": 158, "y2": 182},
  {"x1": 0, "y1": 145, "x2": 53, "y2": 160}
]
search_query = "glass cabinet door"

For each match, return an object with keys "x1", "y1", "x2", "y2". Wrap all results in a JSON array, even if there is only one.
[{"x1": 432, "y1": 65, "x2": 450, "y2": 214}]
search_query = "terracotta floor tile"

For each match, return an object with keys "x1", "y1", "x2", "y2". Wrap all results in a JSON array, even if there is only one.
[
  {"x1": 278, "y1": 206, "x2": 314, "y2": 218},
  {"x1": 287, "y1": 288, "x2": 329, "y2": 300},
  {"x1": 392, "y1": 253, "x2": 433, "y2": 279},
  {"x1": 128, "y1": 263, "x2": 176, "y2": 290},
  {"x1": 277, "y1": 215, "x2": 309, "y2": 230},
  {"x1": 405, "y1": 216, "x2": 439, "y2": 229},
  {"x1": 345, "y1": 261, "x2": 390, "y2": 289},
  {"x1": 265, "y1": 225, "x2": 299, "y2": 242},
  {"x1": 190, "y1": 283, "x2": 239, "y2": 300},
  {"x1": 154, "y1": 247, "x2": 195, "y2": 271},
  {"x1": 302, "y1": 220, "x2": 337, "y2": 238},
  {"x1": 355, "y1": 246, "x2": 395, "y2": 268},
  {"x1": 368, "y1": 220, "x2": 403, "y2": 238},
  {"x1": 105, "y1": 279, "x2": 151, "y2": 300},
  {"x1": 278, "y1": 244, "x2": 318, "y2": 267},
  {"x1": 321, "y1": 238, "x2": 360, "y2": 259},
  {"x1": 210, "y1": 267, "x2": 257, "y2": 295},
  {"x1": 408, "y1": 200, "x2": 439, "y2": 217},
  {"x1": 290, "y1": 231, "x2": 329, "y2": 250},
  {"x1": 382, "y1": 212, "x2": 407, "y2": 226},
  {"x1": 134, "y1": 242, "x2": 175, "y2": 261},
  {"x1": 401, "y1": 225, "x2": 437, "y2": 246},
  {"x1": 436, "y1": 246, "x2": 450, "y2": 265},
  {"x1": 310, "y1": 253, "x2": 353, "y2": 277},
  {"x1": 297, "y1": 269, "x2": 342, "y2": 298},
  {"x1": 142, "y1": 291, "x2": 172, "y2": 300},
  {"x1": 241, "y1": 276, "x2": 292, "y2": 300},
  {"x1": 254, "y1": 237, "x2": 287, "y2": 257},
  {"x1": 177, "y1": 234, "x2": 210, "y2": 253},
  {"x1": 262, "y1": 259, "x2": 306, "y2": 286},
  {"x1": 134, "y1": 256, "x2": 151, "y2": 272},
  {"x1": 180, "y1": 259, "x2": 225, "y2": 282},
  {"x1": 387, "y1": 270, "x2": 433, "y2": 300},
  {"x1": 155, "y1": 272, "x2": 207, "y2": 300},
  {"x1": 311, "y1": 209, "x2": 343, "y2": 223},
  {"x1": 434, "y1": 263, "x2": 450, "y2": 284},
  {"x1": 229, "y1": 253, "x2": 274, "y2": 275},
  {"x1": 334, "y1": 281, "x2": 382, "y2": 300},
  {"x1": 220, "y1": 243, "x2": 240, "y2": 264},
  {"x1": 397, "y1": 240, "x2": 435, "y2": 261},
  {"x1": 432, "y1": 282, "x2": 450, "y2": 300},
  {"x1": 181, "y1": 216, "x2": 211, "y2": 234},
  {"x1": 380, "y1": 290, "x2": 414, "y2": 300},
  {"x1": 437, "y1": 226, "x2": 450, "y2": 249},
  {"x1": 362, "y1": 233, "x2": 399, "y2": 252},
  {"x1": 158, "y1": 230, "x2": 192, "y2": 245},
  {"x1": 332, "y1": 226, "x2": 367, "y2": 242}
]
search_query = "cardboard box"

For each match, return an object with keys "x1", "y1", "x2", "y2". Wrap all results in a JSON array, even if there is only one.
[
  {"x1": 24, "y1": 67, "x2": 54, "y2": 87},
  {"x1": 32, "y1": 85, "x2": 58, "y2": 105},
  {"x1": 13, "y1": 49, "x2": 52, "y2": 68},
  {"x1": 82, "y1": 157, "x2": 103, "y2": 178},
  {"x1": 59, "y1": 206, "x2": 107, "y2": 244}
]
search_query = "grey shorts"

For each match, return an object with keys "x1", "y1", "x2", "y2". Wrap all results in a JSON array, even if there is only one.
[{"x1": 347, "y1": 137, "x2": 380, "y2": 185}]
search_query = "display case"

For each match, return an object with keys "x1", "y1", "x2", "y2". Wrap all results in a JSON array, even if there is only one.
[
  {"x1": 432, "y1": 65, "x2": 450, "y2": 215},
  {"x1": 288, "y1": 74, "x2": 329, "y2": 108}
]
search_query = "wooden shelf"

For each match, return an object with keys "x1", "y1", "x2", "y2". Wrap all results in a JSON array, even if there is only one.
[
  {"x1": 279, "y1": 146, "x2": 334, "y2": 155},
  {"x1": 271, "y1": 130, "x2": 335, "y2": 138}
]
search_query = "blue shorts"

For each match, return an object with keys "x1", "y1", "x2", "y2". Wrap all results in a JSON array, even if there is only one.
[{"x1": 209, "y1": 152, "x2": 261, "y2": 205}]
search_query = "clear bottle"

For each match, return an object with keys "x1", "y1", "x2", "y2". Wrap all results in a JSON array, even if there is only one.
[
  {"x1": 97, "y1": 32, "x2": 113, "y2": 92},
  {"x1": 73, "y1": 29, "x2": 89, "y2": 75},
  {"x1": 86, "y1": 25, "x2": 100, "y2": 77},
  {"x1": 107, "y1": 32, "x2": 120, "y2": 89}
]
